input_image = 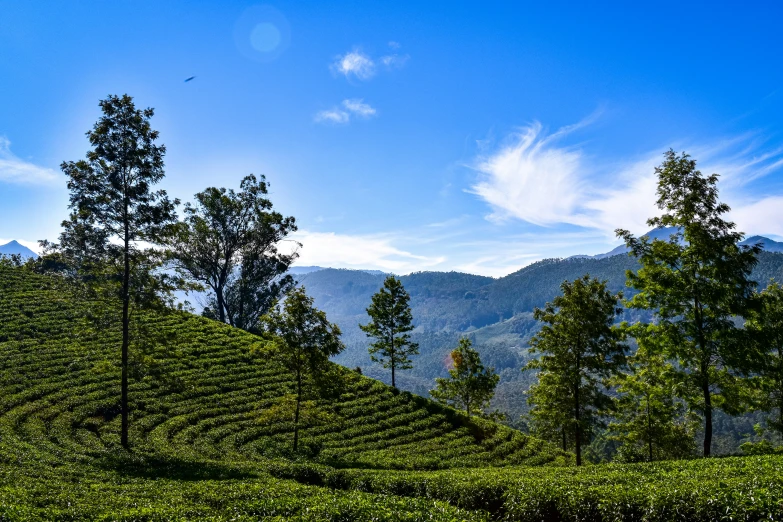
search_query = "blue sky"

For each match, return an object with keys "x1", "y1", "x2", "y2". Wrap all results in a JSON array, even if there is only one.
[{"x1": 2, "y1": 1, "x2": 783, "y2": 276}]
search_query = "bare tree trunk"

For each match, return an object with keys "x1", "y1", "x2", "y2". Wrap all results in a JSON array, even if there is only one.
[
  {"x1": 702, "y1": 370, "x2": 712, "y2": 457},
  {"x1": 294, "y1": 371, "x2": 301, "y2": 452},
  {"x1": 121, "y1": 218, "x2": 130, "y2": 449},
  {"x1": 574, "y1": 382, "x2": 582, "y2": 466}
]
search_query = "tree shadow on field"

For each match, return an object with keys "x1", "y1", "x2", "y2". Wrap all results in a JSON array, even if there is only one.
[{"x1": 95, "y1": 451, "x2": 261, "y2": 481}]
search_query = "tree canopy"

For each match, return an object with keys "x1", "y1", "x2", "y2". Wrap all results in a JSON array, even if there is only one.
[
  {"x1": 617, "y1": 149, "x2": 761, "y2": 456},
  {"x1": 169, "y1": 174, "x2": 298, "y2": 332},
  {"x1": 360, "y1": 275, "x2": 419, "y2": 389},
  {"x1": 525, "y1": 275, "x2": 626, "y2": 465},
  {"x1": 431, "y1": 338, "x2": 499, "y2": 417}
]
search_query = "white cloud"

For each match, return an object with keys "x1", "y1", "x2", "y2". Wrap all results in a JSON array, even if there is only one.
[
  {"x1": 314, "y1": 99, "x2": 377, "y2": 124},
  {"x1": 332, "y1": 50, "x2": 375, "y2": 80},
  {"x1": 0, "y1": 137, "x2": 60, "y2": 185},
  {"x1": 331, "y1": 45, "x2": 408, "y2": 80},
  {"x1": 470, "y1": 122, "x2": 586, "y2": 226},
  {"x1": 729, "y1": 196, "x2": 783, "y2": 239},
  {"x1": 342, "y1": 99, "x2": 376, "y2": 117},
  {"x1": 314, "y1": 109, "x2": 350, "y2": 124},
  {"x1": 470, "y1": 120, "x2": 783, "y2": 238},
  {"x1": 290, "y1": 230, "x2": 445, "y2": 273},
  {"x1": 380, "y1": 54, "x2": 409, "y2": 68}
]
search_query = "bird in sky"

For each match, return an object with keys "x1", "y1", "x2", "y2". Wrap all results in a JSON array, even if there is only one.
[{"x1": 184, "y1": 76, "x2": 196, "y2": 82}]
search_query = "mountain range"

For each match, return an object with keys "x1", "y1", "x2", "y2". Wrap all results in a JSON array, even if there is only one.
[{"x1": 293, "y1": 233, "x2": 783, "y2": 452}]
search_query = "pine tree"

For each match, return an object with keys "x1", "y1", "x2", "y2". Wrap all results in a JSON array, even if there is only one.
[
  {"x1": 360, "y1": 276, "x2": 418, "y2": 389},
  {"x1": 59, "y1": 94, "x2": 178, "y2": 448},
  {"x1": 431, "y1": 338, "x2": 499, "y2": 417},
  {"x1": 617, "y1": 150, "x2": 760, "y2": 457},
  {"x1": 524, "y1": 275, "x2": 626, "y2": 465},
  {"x1": 260, "y1": 286, "x2": 344, "y2": 452}
]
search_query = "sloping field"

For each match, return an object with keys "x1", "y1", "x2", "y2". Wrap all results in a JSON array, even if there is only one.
[
  {"x1": 0, "y1": 265, "x2": 565, "y2": 520},
  {"x1": 1, "y1": 265, "x2": 781, "y2": 521}
]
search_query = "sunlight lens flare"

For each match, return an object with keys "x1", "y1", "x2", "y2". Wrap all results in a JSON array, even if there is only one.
[{"x1": 234, "y1": 5, "x2": 291, "y2": 62}]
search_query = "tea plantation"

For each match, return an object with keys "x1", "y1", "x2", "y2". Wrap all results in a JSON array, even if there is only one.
[{"x1": 0, "y1": 265, "x2": 781, "y2": 520}]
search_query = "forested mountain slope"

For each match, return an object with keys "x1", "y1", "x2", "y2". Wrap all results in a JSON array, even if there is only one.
[{"x1": 297, "y1": 252, "x2": 783, "y2": 440}]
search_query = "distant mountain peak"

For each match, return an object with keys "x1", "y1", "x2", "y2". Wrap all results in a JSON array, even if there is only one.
[
  {"x1": 0, "y1": 240, "x2": 38, "y2": 259},
  {"x1": 575, "y1": 228, "x2": 783, "y2": 259}
]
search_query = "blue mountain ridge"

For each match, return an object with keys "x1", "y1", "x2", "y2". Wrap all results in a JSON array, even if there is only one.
[
  {"x1": 0, "y1": 241, "x2": 38, "y2": 259},
  {"x1": 572, "y1": 228, "x2": 783, "y2": 260}
]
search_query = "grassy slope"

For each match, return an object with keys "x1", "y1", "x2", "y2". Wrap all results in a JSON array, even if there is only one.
[
  {"x1": 0, "y1": 266, "x2": 566, "y2": 520},
  {"x1": 0, "y1": 266, "x2": 781, "y2": 520}
]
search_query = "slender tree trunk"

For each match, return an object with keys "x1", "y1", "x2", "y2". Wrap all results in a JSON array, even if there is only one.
[
  {"x1": 647, "y1": 394, "x2": 653, "y2": 462},
  {"x1": 702, "y1": 368, "x2": 712, "y2": 457},
  {"x1": 694, "y1": 297, "x2": 712, "y2": 457},
  {"x1": 121, "y1": 213, "x2": 130, "y2": 449},
  {"x1": 574, "y1": 382, "x2": 582, "y2": 466},
  {"x1": 390, "y1": 328, "x2": 396, "y2": 389},
  {"x1": 216, "y1": 285, "x2": 226, "y2": 324},
  {"x1": 294, "y1": 371, "x2": 301, "y2": 452},
  {"x1": 562, "y1": 428, "x2": 567, "y2": 452}
]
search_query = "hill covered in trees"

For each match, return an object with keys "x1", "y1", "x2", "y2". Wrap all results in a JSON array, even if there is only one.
[{"x1": 297, "y1": 251, "x2": 783, "y2": 447}]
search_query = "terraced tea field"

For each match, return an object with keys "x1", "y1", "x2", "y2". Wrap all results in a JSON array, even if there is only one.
[
  {"x1": 0, "y1": 265, "x2": 565, "y2": 519},
  {"x1": 1, "y1": 265, "x2": 781, "y2": 521}
]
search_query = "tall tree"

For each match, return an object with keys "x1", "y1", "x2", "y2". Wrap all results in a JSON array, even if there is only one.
[
  {"x1": 609, "y1": 327, "x2": 696, "y2": 462},
  {"x1": 260, "y1": 286, "x2": 344, "y2": 451},
  {"x1": 360, "y1": 276, "x2": 418, "y2": 389},
  {"x1": 617, "y1": 150, "x2": 760, "y2": 457},
  {"x1": 746, "y1": 282, "x2": 783, "y2": 438},
  {"x1": 169, "y1": 175, "x2": 298, "y2": 332},
  {"x1": 431, "y1": 338, "x2": 499, "y2": 417},
  {"x1": 524, "y1": 275, "x2": 626, "y2": 465},
  {"x1": 59, "y1": 94, "x2": 178, "y2": 448}
]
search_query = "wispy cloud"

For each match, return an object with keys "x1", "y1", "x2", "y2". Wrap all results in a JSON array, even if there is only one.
[
  {"x1": 331, "y1": 44, "x2": 409, "y2": 80},
  {"x1": 314, "y1": 108, "x2": 350, "y2": 124},
  {"x1": 0, "y1": 137, "x2": 60, "y2": 185},
  {"x1": 332, "y1": 50, "x2": 376, "y2": 80},
  {"x1": 469, "y1": 119, "x2": 783, "y2": 238},
  {"x1": 470, "y1": 121, "x2": 586, "y2": 226},
  {"x1": 380, "y1": 53, "x2": 409, "y2": 68},
  {"x1": 290, "y1": 230, "x2": 445, "y2": 273},
  {"x1": 314, "y1": 99, "x2": 377, "y2": 125}
]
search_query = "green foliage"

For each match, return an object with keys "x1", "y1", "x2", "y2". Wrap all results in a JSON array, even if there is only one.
[
  {"x1": 618, "y1": 150, "x2": 761, "y2": 457},
  {"x1": 525, "y1": 275, "x2": 626, "y2": 465},
  {"x1": 260, "y1": 286, "x2": 344, "y2": 451},
  {"x1": 609, "y1": 331, "x2": 697, "y2": 462},
  {"x1": 746, "y1": 282, "x2": 783, "y2": 438},
  {"x1": 3, "y1": 259, "x2": 783, "y2": 518},
  {"x1": 431, "y1": 338, "x2": 499, "y2": 417},
  {"x1": 360, "y1": 275, "x2": 419, "y2": 388},
  {"x1": 0, "y1": 264, "x2": 575, "y2": 519},
  {"x1": 55, "y1": 93, "x2": 180, "y2": 448},
  {"x1": 169, "y1": 174, "x2": 298, "y2": 332}
]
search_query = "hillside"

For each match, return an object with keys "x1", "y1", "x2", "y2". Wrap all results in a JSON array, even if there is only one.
[
  {"x1": 298, "y1": 252, "x2": 783, "y2": 441},
  {"x1": 0, "y1": 264, "x2": 571, "y2": 519},
  {"x1": 0, "y1": 268, "x2": 781, "y2": 519}
]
